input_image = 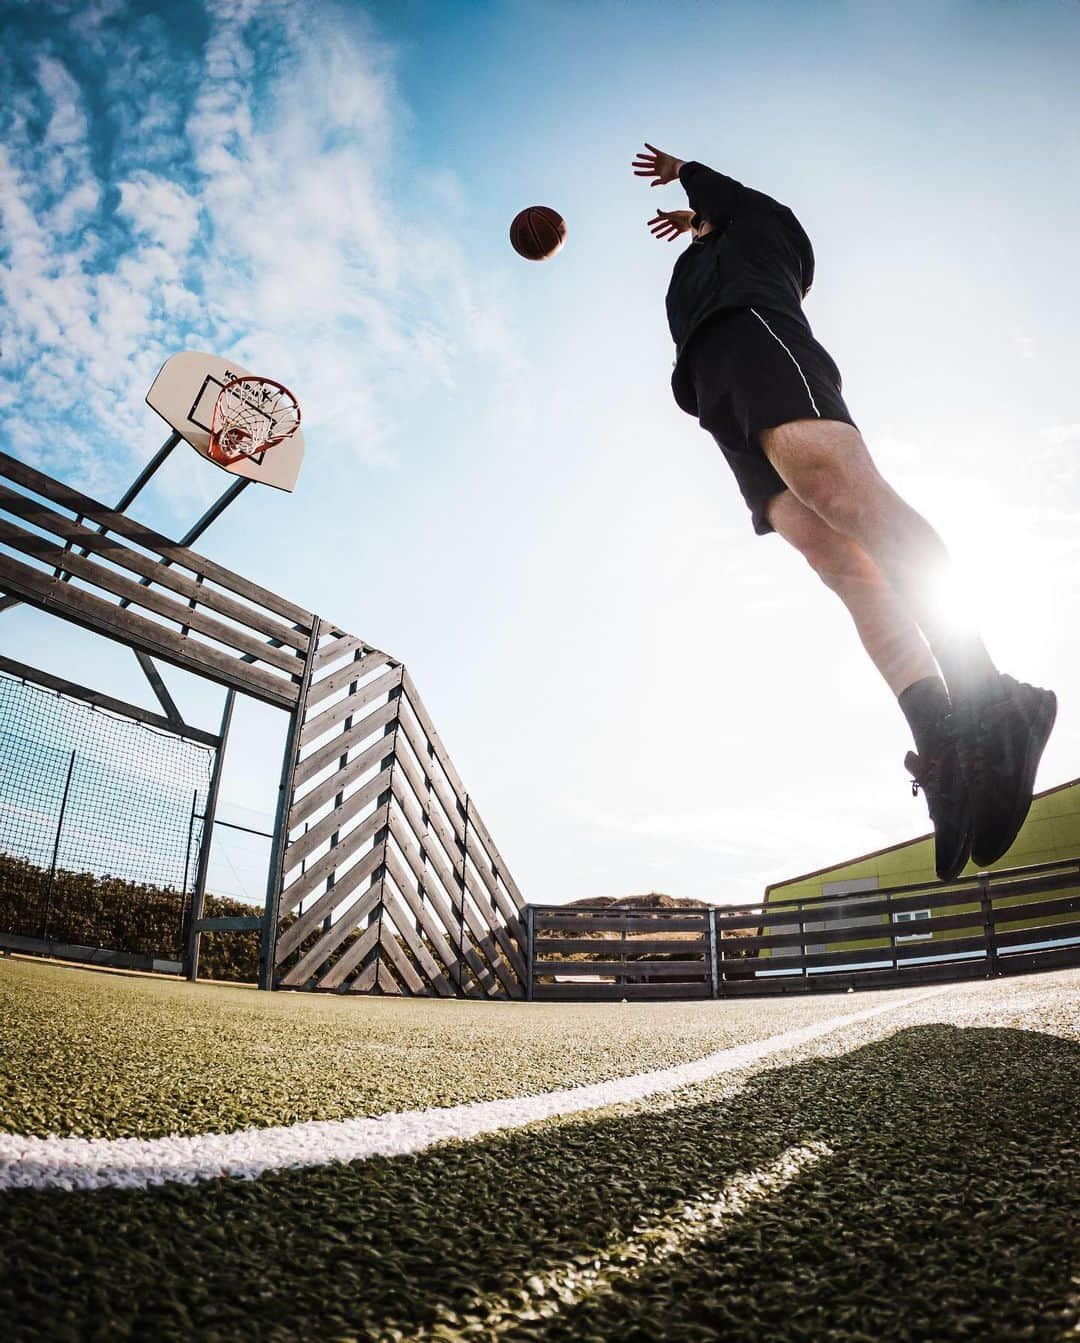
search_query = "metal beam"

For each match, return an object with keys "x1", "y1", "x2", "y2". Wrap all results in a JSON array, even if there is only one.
[
  {"x1": 0, "y1": 654, "x2": 220, "y2": 746},
  {"x1": 185, "y1": 689, "x2": 236, "y2": 982},
  {"x1": 259, "y1": 618, "x2": 320, "y2": 990},
  {"x1": 133, "y1": 650, "x2": 185, "y2": 729}
]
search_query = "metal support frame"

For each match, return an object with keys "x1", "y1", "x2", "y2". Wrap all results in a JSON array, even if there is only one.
[
  {"x1": 0, "y1": 654, "x2": 219, "y2": 746},
  {"x1": 259, "y1": 617, "x2": 320, "y2": 990},
  {"x1": 708, "y1": 907, "x2": 720, "y2": 998},
  {"x1": 41, "y1": 750, "x2": 77, "y2": 941},
  {"x1": 185, "y1": 689, "x2": 236, "y2": 982}
]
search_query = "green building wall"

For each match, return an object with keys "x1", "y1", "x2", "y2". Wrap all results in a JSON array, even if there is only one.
[{"x1": 762, "y1": 776, "x2": 1080, "y2": 956}]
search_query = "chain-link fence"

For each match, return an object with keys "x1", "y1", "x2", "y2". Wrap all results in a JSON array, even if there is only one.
[{"x1": 0, "y1": 673, "x2": 214, "y2": 964}]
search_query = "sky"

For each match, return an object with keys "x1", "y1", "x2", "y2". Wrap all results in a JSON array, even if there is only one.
[{"x1": 2, "y1": 0, "x2": 1079, "y2": 909}]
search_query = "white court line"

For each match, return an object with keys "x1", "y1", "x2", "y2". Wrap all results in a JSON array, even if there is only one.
[
  {"x1": 395, "y1": 1143, "x2": 832, "y2": 1342},
  {"x1": 0, "y1": 989, "x2": 947, "y2": 1193}
]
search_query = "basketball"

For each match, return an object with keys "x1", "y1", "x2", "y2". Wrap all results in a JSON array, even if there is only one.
[{"x1": 509, "y1": 206, "x2": 567, "y2": 260}]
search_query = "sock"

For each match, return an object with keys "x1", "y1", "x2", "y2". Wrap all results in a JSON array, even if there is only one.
[
  {"x1": 922, "y1": 632, "x2": 998, "y2": 709},
  {"x1": 898, "y1": 675, "x2": 951, "y2": 760}
]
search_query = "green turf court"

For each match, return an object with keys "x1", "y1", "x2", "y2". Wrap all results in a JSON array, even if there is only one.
[{"x1": 1, "y1": 957, "x2": 1077, "y2": 1341}]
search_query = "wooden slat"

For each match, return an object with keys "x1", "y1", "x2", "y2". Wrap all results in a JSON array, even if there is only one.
[
  {"x1": 0, "y1": 484, "x2": 309, "y2": 651},
  {"x1": 533, "y1": 959, "x2": 708, "y2": 976},
  {"x1": 378, "y1": 891, "x2": 454, "y2": 999},
  {"x1": 375, "y1": 962, "x2": 403, "y2": 995},
  {"x1": 314, "y1": 917, "x2": 382, "y2": 992},
  {"x1": 277, "y1": 839, "x2": 387, "y2": 944},
  {"x1": 380, "y1": 852, "x2": 464, "y2": 994},
  {"x1": 283, "y1": 766, "x2": 392, "y2": 874},
  {"x1": 0, "y1": 516, "x2": 303, "y2": 674},
  {"x1": 535, "y1": 913, "x2": 709, "y2": 934},
  {"x1": 738, "y1": 906, "x2": 990, "y2": 953},
  {"x1": 192, "y1": 915, "x2": 263, "y2": 932},
  {"x1": 533, "y1": 982, "x2": 712, "y2": 1002},
  {"x1": 279, "y1": 883, "x2": 383, "y2": 985},
  {"x1": 279, "y1": 801, "x2": 390, "y2": 913},
  {"x1": 386, "y1": 784, "x2": 482, "y2": 998},
  {"x1": 376, "y1": 924, "x2": 427, "y2": 995},
  {"x1": 299, "y1": 665, "x2": 404, "y2": 746},
  {"x1": 992, "y1": 894, "x2": 1080, "y2": 925},
  {"x1": 313, "y1": 633, "x2": 369, "y2": 672},
  {"x1": 400, "y1": 669, "x2": 469, "y2": 808},
  {"x1": 461, "y1": 860, "x2": 528, "y2": 986},
  {"x1": 462, "y1": 803, "x2": 527, "y2": 913},
  {"x1": 722, "y1": 885, "x2": 987, "y2": 932},
  {"x1": 993, "y1": 919, "x2": 1080, "y2": 950},
  {"x1": 390, "y1": 727, "x2": 467, "y2": 867},
  {"x1": 0, "y1": 551, "x2": 299, "y2": 708},
  {"x1": 534, "y1": 936, "x2": 706, "y2": 956},
  {"x1": 305, "y1": 650, "x2": 395, "y2": 711},
  {"x1": 464, "y1": 834, "x2": 529, "y2": 955},
  {"x1": 383, "y1": 842, "x2": 495, "y2": 997},
  {"x1": 741, "y1": 933, "x2": 991, "y2": 974},
  {"x1": 997, "y1": 944, "x2": 1080, "y2": 975},
  {"x1": 343, "y1": 958, "x2": 379, "y2": 994},
  {"x1": 0, "y1": 451, "x2": 313, "y2": 626},
  {"x1": 289, "y1": 732, "x2": 396, "y2": 829},
  {"x1": 0, "y1": 653, "x2": 221, "y2": 747},
  {"x1": 395, "y1": 700, "x2": 468, "y2": 847},
  {"x1": 293, "y1": 699, "x2": 399, "y2": 790}
]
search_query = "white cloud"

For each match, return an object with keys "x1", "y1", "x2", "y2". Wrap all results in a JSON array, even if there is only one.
[{"x1": 0, "y1": 0, "x2": 518, "y2": 509}]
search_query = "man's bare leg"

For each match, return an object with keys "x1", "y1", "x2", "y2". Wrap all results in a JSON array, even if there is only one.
[
  {"x1": 765, "y1": 489, "x2": 937, "y2": 697},
  {"x1": 758, "y1": 419, "x2": 996, "y2": 702},
  {"x1": 759, "y1": 420, "x2": 1056, "y2": 872},
  {"x1": 764, "y1": 485, "x2": 971, "y2": 876}
]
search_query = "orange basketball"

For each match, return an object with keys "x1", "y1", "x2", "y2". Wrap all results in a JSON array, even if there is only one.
[{"x1": 509, "y1": 206, "x2": 567, "y2": 260}]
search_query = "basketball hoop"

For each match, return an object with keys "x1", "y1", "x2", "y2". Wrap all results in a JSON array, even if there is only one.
[{"x1": 207, "y1": 376, "x2": 301, "y2": 466}]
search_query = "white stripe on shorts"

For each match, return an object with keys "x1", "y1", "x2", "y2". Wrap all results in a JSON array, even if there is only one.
[{"x1": 749, "y1": 307, "x2": 821, "y2": 417}]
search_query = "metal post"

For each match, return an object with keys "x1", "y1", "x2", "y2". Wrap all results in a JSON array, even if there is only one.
[
  {"x1": 526, "y1": 904, "x2": 535, "y2": 1001},
  {"x1": 259, "y1": 617, "x2": 320, "y2": 990},
  {"x1": 979, "y1": 872, "x2": 997, "y2": 976},
  {"x1": 41, "y1": 750, "x2": 77, "y2": 941},
  {"x1": 185, "y1": 690, "x2": 236, "y2": 982},
  {"x1": 708, "y1": 908, "x2": 720, "y2": 998}
]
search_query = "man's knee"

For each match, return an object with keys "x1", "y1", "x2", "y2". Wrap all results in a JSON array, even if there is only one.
[
  {"x1": 800, "y1": 533, "x2": 874, "y2": 594},
  {"x1": 760, "y1": 420, "x2": 883, "y2": 536}
]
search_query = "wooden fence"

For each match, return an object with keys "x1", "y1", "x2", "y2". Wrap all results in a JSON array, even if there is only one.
[
  {"x1": 269, "y1": 621, "x2": 529, "y2": 996},
  {"x1": 528, "y1": 859, "x2": 1080, "y2": 1000},
  {"x1": 0, "y1": 451, "x2": 528, "y2": 996}
]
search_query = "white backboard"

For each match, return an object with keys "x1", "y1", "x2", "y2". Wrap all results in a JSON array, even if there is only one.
[{"x1": 146, "y1": 351, "x2": 305, "y2": 493}]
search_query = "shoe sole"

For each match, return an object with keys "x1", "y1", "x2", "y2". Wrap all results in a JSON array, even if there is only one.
[{"x1": 971, "y1": 688, "x2": 1057, "y2": 867}]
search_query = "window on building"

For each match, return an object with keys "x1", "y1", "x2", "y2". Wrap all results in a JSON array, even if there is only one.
[{"x1": 894, "y1": 909, "x2": 932, "y2": 941}]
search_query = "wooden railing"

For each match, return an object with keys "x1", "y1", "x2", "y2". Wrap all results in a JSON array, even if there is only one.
[{"x1": 527, "y1": 860, "x2": 1080, "y2": 1000}]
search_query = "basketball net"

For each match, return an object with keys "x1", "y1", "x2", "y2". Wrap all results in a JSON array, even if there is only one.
[{"x1": 208, "y1": 376, "x2": 301, "y2": 465}]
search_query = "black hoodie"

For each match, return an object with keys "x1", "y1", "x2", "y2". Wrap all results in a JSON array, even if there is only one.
[{"x1": 667, "y1": 161, "x2": 815, "y2": 410}]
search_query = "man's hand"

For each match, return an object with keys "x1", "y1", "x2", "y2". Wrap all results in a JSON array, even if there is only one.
[
  {"x1": 648, "y1": 209, "x2": 694, "y2": 241},
  {"x1": 632, "y1": 143, "x2": 685, "y2": 187}
]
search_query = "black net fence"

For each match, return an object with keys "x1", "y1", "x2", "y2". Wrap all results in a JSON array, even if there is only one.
[{"x1": 0, "y1": 672, "x2": 214, "y2": 967}]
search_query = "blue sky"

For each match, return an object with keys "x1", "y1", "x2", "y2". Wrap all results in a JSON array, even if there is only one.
[{"x1": 2, "y1": 0, "x2": 1079, "y2": 907}]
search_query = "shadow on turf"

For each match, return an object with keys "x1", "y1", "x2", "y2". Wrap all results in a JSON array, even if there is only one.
[{"x1": 1, "y1": 1024, "x2": 1077, "y2": 1342}]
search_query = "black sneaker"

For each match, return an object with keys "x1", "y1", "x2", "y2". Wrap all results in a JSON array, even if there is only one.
[
  {"x1": 905, "y1": 728, "x2": 972, "y2": 882},
  {"x1": 969, "y1": 674, "x2": 1057, "y2": 867}
]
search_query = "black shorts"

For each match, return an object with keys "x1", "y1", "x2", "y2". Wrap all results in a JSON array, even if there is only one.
[{"x1": 681, "y1": 306, "x2": 856, "y2": 536}]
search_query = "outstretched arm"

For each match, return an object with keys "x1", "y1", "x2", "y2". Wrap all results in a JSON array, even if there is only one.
[{"x1": 633, "y1": 143, "x2": 780, "y2": 223}]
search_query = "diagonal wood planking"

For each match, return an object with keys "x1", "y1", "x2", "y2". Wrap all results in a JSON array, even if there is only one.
[{"x1": 273, "y1": 621, "x2": 527, "y2": 997}]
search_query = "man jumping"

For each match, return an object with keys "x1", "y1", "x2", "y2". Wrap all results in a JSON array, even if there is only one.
[{"x1": 632, "y1": 142, "x2": 1056, "y2": 880}]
